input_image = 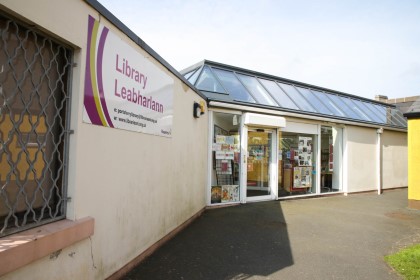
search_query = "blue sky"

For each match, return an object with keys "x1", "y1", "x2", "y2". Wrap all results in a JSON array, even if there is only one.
[{"x1": 97, "y1": 0, "x2": 420, "y2": 100}]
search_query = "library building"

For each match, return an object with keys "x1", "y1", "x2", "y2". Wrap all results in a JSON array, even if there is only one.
[
  {"x1": 182, "y1": 60, "x2": 408, "y2": 205},
  {"x1": 0, "y1": 0, "x2": 408, "y2": 279}
]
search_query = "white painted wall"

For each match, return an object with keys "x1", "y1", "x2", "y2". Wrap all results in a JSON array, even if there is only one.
[
  {"x1": 345, "y1": 126, "x2": 377, "y2": 192},
  {"x1": 382, "y1": 130, "x2": 408, "y2": 189},
  {"x1": 0, "y1": 1, "x2": 208, "y2": 279}
]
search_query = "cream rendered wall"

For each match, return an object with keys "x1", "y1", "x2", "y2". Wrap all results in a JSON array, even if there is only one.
[
  {"x1": 381, "y1": 130, "x2": 408, "y2": 189},
  {"x1": 345, "y1": 125, "x2": 377, "y2": 192},
  {"x1": 0, "y1": 1, "x2": 207, "y2": 279}
]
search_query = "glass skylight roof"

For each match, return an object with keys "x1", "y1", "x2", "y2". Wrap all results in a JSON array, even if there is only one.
[
  {"x1": 211, "y1": 68, "x2": 256, "y2": 103},
  {"x1": 258, "y1": 78, "x2": 299, "y2": 110},
  {"x1": 182, "y1": 61, "x2": 407, "y2": 129},
  {"x1": 188, "y1": 66, "x2": 202, "y2": 86},
  {"x1": 313, "y1": 90, "x2": 346, "y2": 117},
  {"x1": 236, "y1": 73, "x2": 277, "y2": 106},
  {"x1": 195, "y1": 66, "x2": 226, "y2": 93},
  {"x1": 295, "y1": 87, "x2": 333, "y2": 115},
  {"x1": 184, "y1": 68, "x2": 198, "y2": 80},
  {"x1": 278, "y1": 83, "x2": 316, "y2": 113}
]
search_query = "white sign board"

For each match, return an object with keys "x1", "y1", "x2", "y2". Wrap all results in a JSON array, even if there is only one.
[{"x1": 83, "y1": 15, "x2": 174, "y2": 137}]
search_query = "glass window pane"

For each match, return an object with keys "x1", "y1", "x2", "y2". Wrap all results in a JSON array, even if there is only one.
[
  {"x1": 389, "y1": 108, "x2": 407, "y2": 127},
  {"x1": 278, "y1": 131, "x2": 317, "y2": 197},
  {"x1": 312, "y1": 91, "x2": 346, "y2": 117},
  {"x1": 188, "y1": 66, "x2": 202, "y2": 86},
  {"x1": 346, "y1": 99, "x2": 372, "y2": 121},
  {"x1": 296, "y1": 87, "x2": 333, "y2": 115},
  {"x1": 236, "y1": 74, "x2": 277, "y2": 106},
  {"x1": 371, "y1": 104, "x2": 388, "y2": 123},
  {"x1": 393, "y1": 110, "x2": 407, "y2": 126},
  {"x1": 247, "y1": 130, "x2": 273, "y2": 197},
  {"x1": 184, "y1": 68, "x2": 198, "y2": 80},
  {"x1": 364, "y1": 103, "x2": 387, "y2": 123},
  {"x1": 277, "y1": 83, "x2": 316, "y2": 112},
  {"x1": 195, "y1": 66, "x2": 226, "y2": 93},
  {"x1": 326, "y1": 94, "x2": 361, "y2": 120},
  {"x1": 373, "y1": 104, "x2": 387, "y2": 118},
  {"x1": 211, "y1": 112, "x2": 241, "y2": 204},
  {"x1": 212, "y1": 68, "x2": 256, "y2": 103},
  {"x1": 320, "y1": 126, "x2": 342, "y2": 193},
  {"x1": 258, "y1": 78, "x2": 299, "y2": 110},
  {"x1": 351, "y1": 99, "x2": 383, "y2": 123}
]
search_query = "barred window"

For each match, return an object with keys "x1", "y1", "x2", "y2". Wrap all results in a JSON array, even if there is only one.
[{"x1": 0, "y1": 13, "x2": 73, "y2": 237}]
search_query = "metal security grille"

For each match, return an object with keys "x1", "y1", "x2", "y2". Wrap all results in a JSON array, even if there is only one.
[{"x1": 0, "y1": 13, "x2": 73, "y2": 237}]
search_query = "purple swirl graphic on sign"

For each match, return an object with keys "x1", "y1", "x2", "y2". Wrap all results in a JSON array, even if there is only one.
[
  {"x1": 84, "y1": 15, "x2": 102, "y2": 125},
  {"x1": 97, "y1": 27, "x2": 114, "y2": 127}
]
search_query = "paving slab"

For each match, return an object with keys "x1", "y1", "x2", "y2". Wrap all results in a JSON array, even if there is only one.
[{"x1": 124, "y1": 189, "x2": 420, "y2": 280}]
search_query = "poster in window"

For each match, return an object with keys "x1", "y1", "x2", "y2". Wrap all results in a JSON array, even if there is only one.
[
  {"x1": 216, "y1": 151, "x2": 234, "y2": 160},
  {"x1": 221, "y1": 144, "x2": 234, "y2": 151},
  {"x1": 216, "y1": 159, "x2": 232, "y2": 174},
  {"x1": 233, "y1": 144, "x2": 240, "y2": 152},
  {"x1": 214, "y1": 125, "x2": 228, "y2": 141},
  {"x1": 233, "y1": 135, "x2": 240, "y2": 144},
  {"x1": 234, "y1": 152, "x2": 240, "y2": 163},
  {"x1": 293, "y1": 167, "x2": 312, "y2": 188},
  {"x1": 225, "y1": 136, "x2": 235, "y2": 145},
  {"x1": 212, "y1": 143, "x2": 221, "y2": 151},
  {"x1": 211, "y1": 186, "x2": 222, "y2": 204},
  {"x1": 221, "y1": 160, "x2": 229, "y2": 172},
  {"x1": 298, "y1": 136, "x2": 313, "y2": 166},
  {"x1": 216, "y1": 135, "x2": 226, "y2": 144},
  {"x1": 303, "y1": 167, "x2": 312, "y2": 187},
  {"x1": 329, "y1": 139, "x2": 334, "y2": 171},
  {"x1": 221, "y1": 185, "x2": 239, "y2": 202},
  {"x1": 251, "y1": 148, "x2": 264, "y2": 160},
  {"x1": 293, "y1": 167, "x2": 302, "y2": 188}
]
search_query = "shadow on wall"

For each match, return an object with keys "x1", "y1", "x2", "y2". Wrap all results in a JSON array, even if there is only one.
[{"x1": 123, "y1": 201, "x2": 293, "y2": 279}]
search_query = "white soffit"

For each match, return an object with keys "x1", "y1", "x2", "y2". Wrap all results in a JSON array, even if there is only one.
[
  {"x1": 282, "y1": 121, "x2": 318, "y2": 134},
  {"x1": 243, "y1": 113, "x2": 286, "y2": 127}
]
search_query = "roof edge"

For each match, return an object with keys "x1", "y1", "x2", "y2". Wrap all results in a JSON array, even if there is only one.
[{"x1": 404, "y1": 111, "x2": 420, "y2": 119}]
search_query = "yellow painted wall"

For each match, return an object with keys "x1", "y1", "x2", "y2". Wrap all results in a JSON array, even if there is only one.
[{"x1": 408, "y1": 119, "x2": 420, "y2": 200}]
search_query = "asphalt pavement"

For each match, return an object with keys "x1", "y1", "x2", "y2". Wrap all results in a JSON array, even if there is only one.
[{"x1": 123, "y1": 189, "x2": 420, "y2": 280}]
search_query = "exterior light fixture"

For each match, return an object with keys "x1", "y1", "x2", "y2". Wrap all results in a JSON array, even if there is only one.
[{"x1": 193, "y1": 101, "x2": 205, "y2": 118}]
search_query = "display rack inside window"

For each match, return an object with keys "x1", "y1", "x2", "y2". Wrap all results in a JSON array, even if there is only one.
[
  {"x1": 215, "y1": 159, "x2": 235, "y2": 185},
  {"x1": 211, "y1": 125, "x2": 240, "y2": 204}
]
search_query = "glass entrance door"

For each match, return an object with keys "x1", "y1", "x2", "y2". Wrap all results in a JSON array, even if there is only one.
[{"x1": 247, "y1": 129, "x2": 274, "y2": 200}]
